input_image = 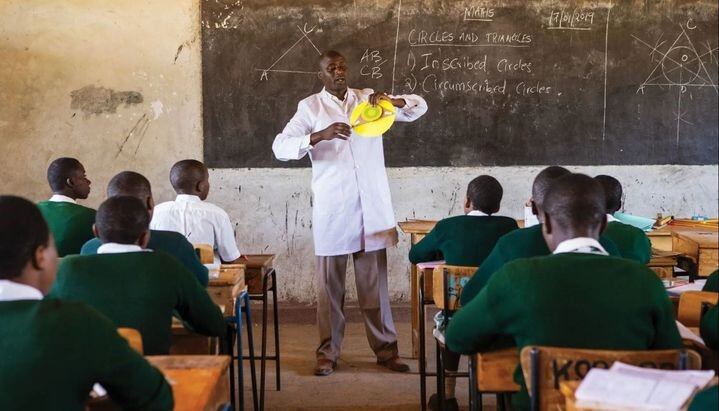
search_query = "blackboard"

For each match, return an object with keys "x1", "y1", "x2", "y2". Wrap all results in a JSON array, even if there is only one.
[{"x1": 201, "y1": 0, "x2": 718, "y2": 168}]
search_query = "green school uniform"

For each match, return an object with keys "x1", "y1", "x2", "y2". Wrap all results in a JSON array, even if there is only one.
[
  {"x1": 459, "y1": 224, "x2": 622, "y2": 305},
  {"x1": 603, "y1": 220, "x2": 652, "y2": 264},
  {"x1": 446, "y1": 253, "x2": 682, "y2": 411},
  {"x1": 689, "y1": 385, "x2": 718, "y2": 411},
  {"x1": 81, "y1": 230, "x2": 209, "y2": 287},
  {"x1": 0, "y1": 299, "x2": 172, "y2": 410},
  {"x1": 36, "y1": 201, "x2": 95, "y2": 257},
  {"x1": 409, "y1": 215, "x2": 519, "y2": 266},
  {"x1": 700, "y1": 305, "x2": 718, "y2": 351},
  {"x1": 50, "y1": 251, "x2": 226, "y2": 355},
  {"x1": 702, "y1": 270, "x2": 718, "y2": 292}
]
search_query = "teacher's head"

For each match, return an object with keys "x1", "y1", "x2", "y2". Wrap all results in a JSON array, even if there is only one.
[{"x1": 318, "y1": 50, "x2": 348, "y2": 98}]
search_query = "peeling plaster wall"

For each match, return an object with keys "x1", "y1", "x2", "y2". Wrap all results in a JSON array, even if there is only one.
[{"x1": 1, "y1": 1, "x2": 717, "y2": 303}]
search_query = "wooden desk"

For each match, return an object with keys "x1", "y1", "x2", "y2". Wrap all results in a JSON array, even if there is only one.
[
  {"x1": 672, "y1": 229, "x2": 719, "y2": 277},
  {"x1": 148, "y1": 355, "x2": 230, "y2": 411},
  {"x1": 398, "y1": 220, "x2": 438, "y2": 358},
  {"x1": 243, "y1": 254, "x2": 275, "y2": 294},
  {"x1": 208, "y1": 265, "x2": 246, "y2": 315}
]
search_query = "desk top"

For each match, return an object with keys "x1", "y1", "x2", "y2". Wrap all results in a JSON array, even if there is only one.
[
  {"x1": 209, "y1": 265, "x2": 245, "y2": 287},
  {"x1": 243, "y1": 254, "x2": 275, "y2": 269},
  {"x1": 147, "y1": 356, "x2": 230, "y2": 411},
  {"x1": 672, "y1": 230, "x2": 719, "y2": 249}
]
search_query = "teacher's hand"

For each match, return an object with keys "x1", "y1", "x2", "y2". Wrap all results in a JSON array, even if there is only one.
[
  {"x1": 310, "y1": 122, "x2": 351, "y2": 146},
  {"x1": 368, "y1": 91, "x2": 406, "y2": 108}
]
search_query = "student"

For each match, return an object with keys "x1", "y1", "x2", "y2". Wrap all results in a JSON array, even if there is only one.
[
  {"x1": 0, "y1": 196, "x2": 172, "y2": 410},
  {"x1": 409, "y1": 175, "x2": 518, "y2": 410},
  {"x1": 409, "y1": 175, "x2": 518, "y2": 266},
  {"x1": 594, "y1": 175, "x2": 652, "y2": 263},
  {"x1": 51, "y1": 196, "x2": 226, "y2": 355},
  {"x1": 36, "y1": 157, "x2": 95, "y2": 256},
  {"x1": 81, "y1": 171, "x2": 209, "y2": 286},
  {"x1": 690, "y1": 304, "x2": 718, "y2": 411},
  {"x1": 460, "y1": 166, "x2": 622, "y2": 305},
  {"x1": 702, "y1": 269, "x2": 718, "y2": 292},
  {"x1": 446, "y1": 174, "x2": 682, "y2": 411},
  {"x1": 151, "y1": 159, "x2": 243, "y2": 264}
]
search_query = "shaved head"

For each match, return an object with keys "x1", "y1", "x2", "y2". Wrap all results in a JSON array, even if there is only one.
[
  {"x1": 318, "y1": 50, "x2": 345, "y2": 67},
  {"x1": 532, "y1": 166, "x2": 571, "y2": 210},
  {"x1": 170, "y1": 159, "x2": 209, "y2": 199},
  {"x1": 107, "y1": 171, "x2": 152, "y2": 199},
  {"x1": 95, "y1": 196, "x2": 150, "y2": 244},
  {"x1": 466, "y1": 175, "x2": 503, "y2": 215},
  {"x1": 594, "y1": 175, "x2": 623, "y2": 214},
  {"x1": 543, "y1": 173, "x2": 606, "y2": 234},
  {"x1": 46, "y1": 157, "x2": 91, "y2": 199}
]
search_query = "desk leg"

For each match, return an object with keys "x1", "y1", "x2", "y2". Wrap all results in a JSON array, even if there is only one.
[{"x1": 411, "y1": 262, "x2": 420, "y2": 359}]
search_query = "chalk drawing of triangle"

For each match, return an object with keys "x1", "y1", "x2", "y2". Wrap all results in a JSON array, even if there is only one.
[
  {"x1": 641, "y1": 28, "x2": 718, "y2": 91},
  {"x1": 258, "y1": 25, "x2": 323, "y2": 81}
]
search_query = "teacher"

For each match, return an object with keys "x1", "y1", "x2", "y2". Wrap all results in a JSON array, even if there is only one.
[{"x1": 272, "y1": 50, "x2": 428, "y2": 376}]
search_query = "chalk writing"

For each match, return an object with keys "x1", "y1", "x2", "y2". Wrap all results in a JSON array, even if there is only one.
[
  {"x1": 360, "y1": 49, "x2": 388, "y2": 79},
  {"x1": 547, "y1": 8, "x2": 595, "y2": 31},
  {"x1": 464, "y1": 6, "x2": 495, "y2": 22}
]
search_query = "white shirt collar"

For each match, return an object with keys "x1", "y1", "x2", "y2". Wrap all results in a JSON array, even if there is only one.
[
  {"x1": 553, "y1": 237, "x2": 608, "y2": 255},
  {"x1": 0, "y1": 280, "x2": 43, "y2": 301},
  {"x1": 97, "y1": 243, "x2": 150, "y2": 254},
  {"x1": 321, "y1": 87, "x2": 348, "y2": 102},
  {"x1": 467, "y1": 210, "x2": 488, "y2": 217},
  {"x1": 48, "y1": 194, "x2": 77, "y2": 204},
  {"x1": 606, "y1": 214, "x2": 616, "y2": 222},
  {"x1": 175, "y1": 194, "x2": 202, "y2": 203}
]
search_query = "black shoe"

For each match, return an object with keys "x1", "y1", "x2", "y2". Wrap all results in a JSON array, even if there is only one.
[{"x1": 428, "y1": 393, "x2": 459, "y2": 411}]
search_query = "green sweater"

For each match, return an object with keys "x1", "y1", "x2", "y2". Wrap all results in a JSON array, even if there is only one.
[
  {"x1": 689, "y1": 385, "x2": 718, "y2": 411},
  {"x1": 603, "y1": 220, "x2": 652, "y2": 264},
  {"x1": 50, "y1": 251, "x2": 226, "y2": 355},
  {"x1": 702, "y1": 270, "x2": 718, "y2": 292},
  {"x1": 409, "y1": 215, "x2": 519, "y2": 266},
  {"x1": 446, "y1": 253, "x2": 682, "y2": 411},
  {"x1": 0, "y1": 299, "x2": 172, "y2": 410},
  {"x1": 460, "y1": 224, "x2": 622, "y2": 305},
  {"x1": 700, "y1": 305, "x2": 718, "y2": 351},
  {"x1": 81, "y1": 230, "x2": 209, "y2": 287},
  {"x1": 37, "y1": 201, "x2": 96, "y2": 257}
]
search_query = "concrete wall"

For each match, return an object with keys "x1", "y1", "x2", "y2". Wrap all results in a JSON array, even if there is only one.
[{"x1": 1, "y1": 1, "x2": 717, "y2": 303}]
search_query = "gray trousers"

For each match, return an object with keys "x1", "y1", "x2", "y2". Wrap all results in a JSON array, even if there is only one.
[{"x1": 315, "y1": 248, "x2": 399, "y2": 362}]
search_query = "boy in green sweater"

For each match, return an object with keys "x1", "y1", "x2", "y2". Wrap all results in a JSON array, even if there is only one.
[
  {"x1": 51, "y1": 196, "x2": 226, "y2": 355},
  {"x1": 460, "y1": 166, "x2": 622, "y2": 305},
  {"x1": 702, "y1": 269, "x2": 718, "y2": 292},
  {"x1": 595, "y1": 174, "x2": 652, "y2": 264},
  {"x1": 410, "y1": 175, "x2": 518, "y2": 410},
  {"x1": 36, "y1": 157, "x2": 96, "y2": 257},
  {"x1": 0, "y1": 196, "x2": 172, "y2": 410},
  {"x1": 446, "y1": 174, "x2": 682, "y2": 411},
  {"x1": 81, "y1": 171, "x2": 209, "y2": 286},
  {"x1": 409, "y1": 175, "x2": 518, "y2": 266}
]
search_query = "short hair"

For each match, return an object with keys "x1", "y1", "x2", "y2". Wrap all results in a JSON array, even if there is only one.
[
  {"x1": 170, "y1": 160, "x2": 207, "y2": 192},
  {"x1": 95, "y1": 196, "x2": 150, "y2": 244},
  {"x1": 47, "y1": 157, "x2": 84, "y2": 192},
  {"x1": 0, "y1": 196, "x2": 50, "y2": 279},
  {"x1": 543, "y1": 174, "x2": 606, "y2": 233},
  {"x1": 466, "y1": 175, "x2": 503, "y2": 214},
  {"x1": 318, "y1": 50, "x2": 345, "y2": 66},
  {"x1": 594, "y1": 175, "x2": 623, "y2": 214},
  {"x1": 531, "y1": 166, "x2": 571, "y2": 209},
  {"x1": 107, "y1": 171, "x2": 152, "y2": 200}
]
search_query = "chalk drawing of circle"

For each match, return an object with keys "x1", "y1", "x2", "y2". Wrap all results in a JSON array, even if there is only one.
[{"x1": 661, "y1": 46, "x2": 701, "y2": 85}]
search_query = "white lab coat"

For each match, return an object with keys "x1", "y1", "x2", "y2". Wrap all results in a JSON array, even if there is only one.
[{"x1": 272, "y1": 88, "x2": 428, "y2": 256}]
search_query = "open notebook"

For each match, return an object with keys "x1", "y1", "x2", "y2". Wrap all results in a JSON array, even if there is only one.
[{"x1": 575, "y1": 362, "x2": 715, "y2": 410}]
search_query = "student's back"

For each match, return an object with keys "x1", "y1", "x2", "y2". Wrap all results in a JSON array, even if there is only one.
[
  {"x1": 37, "y1": 201, "x2": 95, "y2": 257},
  {"x1": 51, "y1": 250, "x2": 224, "y2": 355},
  {"x1": 409, "y1": 214, "x2": 518, "y2": 266},
  {"x1": 603, "y1": 220, "x2": 651, "y2": 263},
  {"x1": 0, "y1": 298, "x2": 172, "y2": 410},
  {"x1": 447, "y1": 254, "x2": 681, "y2": 410},
  {"x1": 595, "y1": 175, "x2": 652, "y2": 263},
  {"x1": 81, "y1": 229, "x2": 209, "y2": 286},
  {"x1": 460, "y1": 224, "x2": 621, "y2": 304}
]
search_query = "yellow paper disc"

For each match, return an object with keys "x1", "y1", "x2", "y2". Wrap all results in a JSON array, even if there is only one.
[{"x1": 350, "y1": 100, "x2": 396, "y2": 137}]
